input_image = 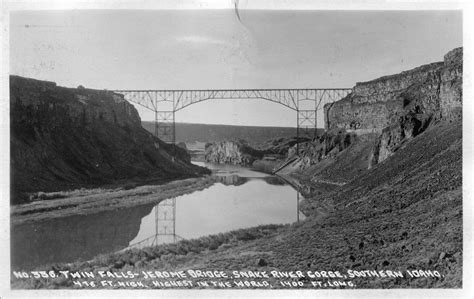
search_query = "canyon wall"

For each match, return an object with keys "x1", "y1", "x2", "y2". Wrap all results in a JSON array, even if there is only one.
[
  {"x1": 10, "y1": 76, "x2": 209, "y2": 204},
  {"x1": 325, "y1": 47, "x2": 462, "y2": 132},
  {"x1": 324, "y1": 47, "x2": 462, "y2": 166}
]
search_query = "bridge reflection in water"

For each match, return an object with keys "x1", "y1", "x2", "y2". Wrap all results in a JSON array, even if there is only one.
[
  {"x1": 125, "y1": 189, "x2": 305, "y2": 250},
  {"x1": 125, "y1": 198, "x2": 181, "y2": 250},
  {"x1": 11, "y1": 167, "x2": 308, "y2": 270}
]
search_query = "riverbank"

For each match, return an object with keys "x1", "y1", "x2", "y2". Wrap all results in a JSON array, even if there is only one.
[
  {"x1": 11, "y1": 160, "x2": 302, "y2": 275},
  {"x1": 11, "y1": 119, "x2": 462, "y2": 289},
  {"x1": 11, "y1": 176, "x2": 218, "y2": 226}
]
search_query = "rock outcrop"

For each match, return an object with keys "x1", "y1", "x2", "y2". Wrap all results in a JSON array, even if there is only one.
[
  {"x1": 286, "y1": 130, "x2": 357, "y2": 169},
  {"x1": 324, "y1": 47, "x2": 462, "y2": 167},
  {"x1": 276, "y1": 47, "x2": 462, "y2": 181},
  {"x1": 10, "y1": 76, "x2": 209, "y2": 204},
  {"x1": 204, "y1": 140, "x2": 264, "y2": 166},
  {"x1": 325, "y1": 47, "x2": 462, "y2": 132},
  {"x1": 440, "y1": 48, "x2": 463, "y2": 120},
  {"x1": 276, "y1": 129, "x2": 373, "y2": 185},
  {"x1": 204, "y1": 137, "x2": 309, "y2": 168}
]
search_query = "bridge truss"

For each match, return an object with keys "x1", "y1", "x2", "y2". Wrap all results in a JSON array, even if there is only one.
[{"x1": 112, "y1": 88, "x2": 352, "y2": 144}]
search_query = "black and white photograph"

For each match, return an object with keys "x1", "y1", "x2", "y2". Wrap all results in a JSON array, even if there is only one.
[{"x1": 0, "y1": 0, "x2": 472, "y2": 297}]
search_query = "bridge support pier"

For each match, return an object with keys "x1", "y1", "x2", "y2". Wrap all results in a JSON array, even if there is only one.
[
  {"x1": 296, "y1": 109, "x2": 318, "y2": 155},
  {"x1": 155, "y1": 110, "x2": 175, "y2": 144},
  {"x1": 113, "y1": 88, "x2": 352, "y2": 150}
]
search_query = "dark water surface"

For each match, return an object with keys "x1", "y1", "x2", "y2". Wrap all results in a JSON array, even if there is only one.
[{"x1": 11, "y1": 162, "x2": 305, "y2": 270}]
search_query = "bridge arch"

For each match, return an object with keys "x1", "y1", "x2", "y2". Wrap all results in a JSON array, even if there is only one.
[{"x1": 113, "y1": 88, "x2": 352, "y2": 144}]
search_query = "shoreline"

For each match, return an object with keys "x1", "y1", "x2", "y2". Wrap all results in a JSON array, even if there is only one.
[
  {"x1": 10, "y1": 160, "x2": 297, "y2": 226},
  {"x1": 10, "y1": 120, "x2": 463, "y2": 289},
  {"x1": 11, "y1": 175, "x2": 218, "y2": 226}
]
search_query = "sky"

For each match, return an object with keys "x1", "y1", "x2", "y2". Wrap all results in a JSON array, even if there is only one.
[{"x1": 9, "y1": 10, "x2": 462, "y2": 127}]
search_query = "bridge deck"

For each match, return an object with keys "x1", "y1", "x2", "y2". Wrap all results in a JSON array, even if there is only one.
[{"x1": 112, "y1": 88, "x2": 352, "y2": 143}]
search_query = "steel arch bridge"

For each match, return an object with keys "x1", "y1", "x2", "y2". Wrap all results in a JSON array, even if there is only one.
[{"x1": 112, "y1": 88, "x2": 352, "y2": 143}]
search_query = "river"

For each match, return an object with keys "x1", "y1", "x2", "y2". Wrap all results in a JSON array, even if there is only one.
[{"x1": 11, "y1": 161, "x2": 305, "y2": 270}]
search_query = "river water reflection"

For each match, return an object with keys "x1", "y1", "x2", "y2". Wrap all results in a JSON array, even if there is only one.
[
  {"x1": 11, "y1": 162, "x2": 305, "y2": 270},
  {"x1": 128, "y1": 162, "x2": 306, "y2": 249}
]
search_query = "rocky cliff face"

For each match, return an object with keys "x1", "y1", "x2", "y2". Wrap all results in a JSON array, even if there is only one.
[
  {"x1": 324, "y1": 47, "x2": 462, "y2": 167},
  {"x1": 204, "y1": 140, "x2": 264, "y2": 166},
  {"x1": 325, "y1": 47, "x2": 462, "y2": 132},
  {"x1": 278, "y1": 48, "x2": 462, "y2": 181},
  {"x1": 440, "y1": 48, "x2": 463, "y2": 120},
  {"x1": 286, "y1": 131, "x2": 356, "y2": 168},
  {"x1": 203, "y1": 137, "x2": 307, "y2": 168},
  {"x1": 10, "y1": 76, "x2": 209, "y2": 204}
]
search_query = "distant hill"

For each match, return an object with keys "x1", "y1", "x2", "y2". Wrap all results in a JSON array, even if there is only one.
[{"x1": 141, "y1": 122, "x2": 324, "y2": 145}]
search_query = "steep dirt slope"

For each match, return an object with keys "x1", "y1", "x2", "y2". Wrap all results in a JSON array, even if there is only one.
[
  {"x1": 281, "y1": 120, "x2": 462, "y2": 287},
  {"x1": 326, "y1": 47, "x2": 462, "y2": 167},
  {"x1": 280, "y1": 47, "x2": 462, "y2": 185},
  {"x1": 10, "y1": 76, "x2": 209, "y2": 204},
  {"x1": 14, "y1": 119, "x2": 461, "y2": 289},
  {"x1": 279, "y1": 131, "x2": 376, "y2": 184},
  {"x1": 166, "y1": 119, "x2": 463, "y2": 288}
]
